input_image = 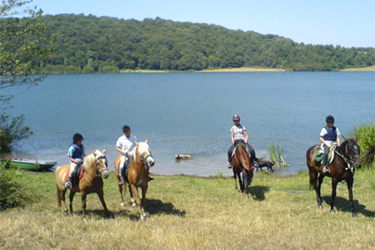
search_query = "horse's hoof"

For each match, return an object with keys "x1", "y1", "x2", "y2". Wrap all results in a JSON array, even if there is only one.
[
  {"x1": 330, "y1": 208, "x2": 336, "y2": 214},
  {"x1": 140, "y1": 215, "x2": 147, "y2": 221},
  {"x1": 120, "y1": 202, "x2": 126, "y2": 208},
  {"x1": 132, "y1": 202, "x2": 137, "y2": 207},
  {"x1": 352, "y1": 212, "x2": 358, "y2": 218},
  {"x1": 245, "y1": 195, "x2": 249, "y2": 200},
  {"x1": 318, "y1": 204, "x2": 323, "y2": 209}
]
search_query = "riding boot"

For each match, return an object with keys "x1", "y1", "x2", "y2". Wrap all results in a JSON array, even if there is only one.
[{"x1": 65, "y1": 176, "x2": 73, "y2": 189}]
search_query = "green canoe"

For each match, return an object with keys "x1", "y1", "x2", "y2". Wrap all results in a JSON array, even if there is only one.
[{"x1": 1, "y1": 159, "x2": 57, "y2": 171}]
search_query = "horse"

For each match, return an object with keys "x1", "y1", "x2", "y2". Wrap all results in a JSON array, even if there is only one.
[
  {"x1": 55, "y1": 149, "x2": 110, "y2": 218},
  {"x1": 232, "y1": 143, "x2": 255, "y2": 199},
  {"x1": 306, "y1": 138, "x2": 361, "y2": 217},
  {"x1": 114, "y1": 140, "x2": 155, "y2": 220}
]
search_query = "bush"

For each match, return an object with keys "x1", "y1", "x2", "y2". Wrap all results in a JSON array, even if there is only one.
[
  {"x1": 349, "y1": 123, "x2": 375, "y2": 168},
  {"x1": 0, "y1": 165, "x2": 28, "y2": 210}
]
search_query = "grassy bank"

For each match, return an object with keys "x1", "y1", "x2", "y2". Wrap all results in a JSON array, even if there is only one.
[{"x1": 0, "y1": 169, "x2": 374, "y2": 249}]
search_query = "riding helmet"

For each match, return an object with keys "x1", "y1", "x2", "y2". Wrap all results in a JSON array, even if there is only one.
[
  {"x1": 325, "y1": 115, "x2": 335, "y2": 123},
  {"x1": 73, "y1": 133, "x2": 84, "y2": 143},
  {"x1": 232, "y1": 114, "x2": 240, "y2": 121}
]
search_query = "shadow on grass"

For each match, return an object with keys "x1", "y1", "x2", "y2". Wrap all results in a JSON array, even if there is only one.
[
  {"x1": 146, "y1": 199, "x2": 186, "y2": 217},
  {"x1": 322, "y1": 196, "x2": 375, "y2": 217},
  {"x1": 249, "y1": 185, "x2": 270, "y2": 201}
]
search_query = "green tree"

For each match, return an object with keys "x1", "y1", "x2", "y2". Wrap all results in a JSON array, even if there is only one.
[{"x1": 0, "y1": 0, "x2": 51, "y2": 154}]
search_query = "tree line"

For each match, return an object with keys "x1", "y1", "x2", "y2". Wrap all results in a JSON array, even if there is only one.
[{"x1": 5, "y1": 14, "x2": 375, "y2": 73}]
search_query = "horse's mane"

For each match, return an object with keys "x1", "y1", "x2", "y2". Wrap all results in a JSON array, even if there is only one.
[
  {"x1": 133, "y1": 142, "x2": 150, "y2": 162},
  {"x1": 82, "y1": 149, "x2": 103, "y2": 170}
]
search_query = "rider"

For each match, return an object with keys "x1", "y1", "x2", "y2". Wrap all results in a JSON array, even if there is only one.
[
  {"x1": 65, "y1": 133, "x2": 85, "y2": 189},
  {"x1": 320, "y1": 115, "x2": 341, "y2": 173},
  {"x1": 116, "y1": 125, "x2": 138, "y2": 186},
  {"x1": 227, "y1": 114, "x2": 257, "y2": 168}
]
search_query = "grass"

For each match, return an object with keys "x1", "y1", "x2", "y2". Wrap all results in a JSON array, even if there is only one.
[{"x1": 0, "y1": 168, "x2": 374, "y2": 250}]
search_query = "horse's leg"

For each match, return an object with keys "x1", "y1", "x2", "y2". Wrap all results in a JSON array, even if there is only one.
[
  {"x1": 59, "y1": 188, "x2": 69, "y2": 213},
  {"x1": 239, "y1": 172, "x2": 244, "y2": 193},
  {"x1": 69, "y1": 191, "x2": 75, "y2": 215},
  {"x1": 97, "y1": 189, "x2": 109, "y2": 215},
  {"x1": 118, "y1": 183, "x2": 126, "y2": 207},
  {"x1": 317, "y1": 174, "x2": 324, "y2": 209},
  {"x1": 130, "y1": 184, "x2": 144, "y2": 220},
  {"x1": 81, "y1": 193, "x2": 87, "y2": 219},
  {"x1": 233, "y1": 170, "x2": 239, "y2": 193},
  {"x1": 128, "y1": 183, "x2": 136, "y2": 207},
  {"x1": 140, "y1": 185, "x2": 148, "y2": 221},
  {"x1": 243, "y1": 171, "x2": 249, "y2": 199},
  {"x1": 330, "y1": 178, "x2": 338, "y2": 214},
  {"x1": 346, "y1": 176, "x2": 357, "y2": 218}
]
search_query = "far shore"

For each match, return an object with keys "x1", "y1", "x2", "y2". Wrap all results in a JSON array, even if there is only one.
[{"x1": 120, "y1": 66, "x2": 375, "y2": 73}]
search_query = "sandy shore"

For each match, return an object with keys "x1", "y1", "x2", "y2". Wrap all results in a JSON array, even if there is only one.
[{"x1": 340, "y1": 65, "x2": 375, "y2": 71}]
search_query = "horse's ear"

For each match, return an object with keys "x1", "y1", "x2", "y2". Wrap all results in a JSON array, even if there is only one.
[
  {"x1": 134, "y1": 141, "x2": 139, "y2": 146},
  {"x1": 342, "y1": 135, "x2": 349, "y2": 142},
  {"x1": 145, "y1": 140, "x2": 148, "y2": 144},
  {"x1": 103, "y1": 149, "x2": 106, "y2": 155}
]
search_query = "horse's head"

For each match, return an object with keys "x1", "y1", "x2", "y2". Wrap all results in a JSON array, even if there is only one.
[
  {"x1": 135, "y1": 140, "x2": 155, "y2": 168},
  {"x1": 343, "y1": 137, "x2": 361, "y2": 169},
  {"x1": 92, "y1": 149, "x2": 109, "y2": 178}
]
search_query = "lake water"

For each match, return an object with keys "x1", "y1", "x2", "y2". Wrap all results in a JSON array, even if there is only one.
[{"x1": 4, "y1": 72, "x2": 375, "y2": 176}]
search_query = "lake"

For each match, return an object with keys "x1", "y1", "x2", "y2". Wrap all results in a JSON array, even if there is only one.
[{"x1": 4, "y1": 72, "x2": 375, "y2": 176}]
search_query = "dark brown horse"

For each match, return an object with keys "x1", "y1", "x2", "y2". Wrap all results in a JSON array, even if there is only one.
[
  {"x1": 232, "y1": 143, "x2": 255, "y2": 199},
  {"x1": 306, "y1": 138, "x2": 361, "y2": 217},
  {"x1": 114, "y1": 141, "x2": 155, "y2": 220},
  {"x1": 56, "y1": 149, "x2": 110, "y2": 218}
]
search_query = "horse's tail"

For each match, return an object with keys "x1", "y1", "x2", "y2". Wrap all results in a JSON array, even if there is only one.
[
  {"x1": 306, "y1": 146, "x2": 317, "y2": 190},
  {"x1": 56, "y1": 184, "x2": 62, "y2": 207}
]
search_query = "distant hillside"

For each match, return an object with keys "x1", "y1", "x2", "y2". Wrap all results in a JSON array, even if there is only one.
[{"x1": 21, "y1": 14, "x2": 375, "y2": 72}]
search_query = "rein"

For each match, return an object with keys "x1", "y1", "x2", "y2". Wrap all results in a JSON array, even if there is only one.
[
  {"x1": 333, "y1": 144, "x2": 357, "y2": 173},
  {"x1": 87, "y1": 155, "x2": 108, "y2": 177}
]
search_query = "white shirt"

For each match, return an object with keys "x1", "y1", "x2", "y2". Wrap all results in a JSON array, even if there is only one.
[
  {"x1": 230, "y1": 125, "x2": 247, "y2": 141},
  {"x1": 116, "y1": 134, "x2": 138, "y2": 154},
  {"x1": 320, "y1": 127, "x2": 341, "y2": 147}
]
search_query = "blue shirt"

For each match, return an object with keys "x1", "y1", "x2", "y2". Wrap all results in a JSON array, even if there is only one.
[{"x1": 68, "y1": 144, "x2": 85, "y2": 163}]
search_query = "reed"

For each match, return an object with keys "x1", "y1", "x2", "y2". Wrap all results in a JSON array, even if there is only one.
[{"x1": 269, "y1": 143, "x2": 289, "y2": 168}]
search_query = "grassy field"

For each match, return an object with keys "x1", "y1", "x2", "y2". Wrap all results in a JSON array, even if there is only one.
[{"x1": 1, "y1": 168, "x2": 374, "y2": 250}]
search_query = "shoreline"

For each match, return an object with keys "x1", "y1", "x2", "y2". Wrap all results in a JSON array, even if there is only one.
[{"x1": 120, "y1": 66, "x2": 375, "y2": 73}]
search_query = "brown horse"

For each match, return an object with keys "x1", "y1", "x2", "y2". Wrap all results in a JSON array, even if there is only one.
[
  {"x1": 114, "y1": 141, "x2": 155, "y2": 220},
  {"x1": 306, "y1": 138, "x2": 361, "y2": 217},
  {"x1": 56, "y1": 149, "x2": 110, "y2": 218},
  {"x1": 232, "y1": 143, "x2": 255, "y2": 199}
]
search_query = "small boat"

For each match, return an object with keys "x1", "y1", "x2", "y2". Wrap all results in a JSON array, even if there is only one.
[
  {"x1": 1, "y1": 158, "x2": 57, "y2": 171},
  {"x1": 175, "y1": 154, "x2": 192, "y2": 160}
]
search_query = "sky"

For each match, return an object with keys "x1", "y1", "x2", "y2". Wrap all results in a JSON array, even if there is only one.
[{"x1": 27, "y1": 0, "x2": 375, "y2": 48}]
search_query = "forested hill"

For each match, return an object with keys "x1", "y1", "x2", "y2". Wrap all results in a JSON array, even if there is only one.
[{"x1": 36, "y1": 14, "x2": 375, "y2": 72}]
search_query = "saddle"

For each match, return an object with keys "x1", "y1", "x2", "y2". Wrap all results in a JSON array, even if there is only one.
[
  {"x1": 117, "y1": 156, "x2": 131, "y2": 179},
  {"x1": 314, "y1": 144, "x2": 336, "y2": 164},
  {"x1": 66, "y1": 166, "x2": 84, "y2": 186}
]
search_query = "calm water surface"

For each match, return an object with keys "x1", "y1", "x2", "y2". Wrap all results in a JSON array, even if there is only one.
[{"x1": 5, "y1": 72, "x2": 375, "y2": 176}]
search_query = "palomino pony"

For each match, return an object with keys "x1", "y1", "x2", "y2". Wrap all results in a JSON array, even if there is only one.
[
  {"x1": 232, "y1": 143, "x2": 255, "y2": 199},
  {"x1": 56, "y1": 149, "x2": 110, "y2": 218},
  {"x1": 306, "y1": 138, "x2": 361, "y2": 217},
  {"x1": 114, "y1": 141, "x2": 155, "y2": 220}
]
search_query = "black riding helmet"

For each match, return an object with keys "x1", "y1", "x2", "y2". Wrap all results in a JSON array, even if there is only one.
[
  {"x1": 73, "y1": 133, "x2": 84, "y2": 143},
  {"x1": 326, "y1": 115, "x2": 335, "y2": 123},
  {"x1": 232, "y1": 114, "x2": 240, "y2": 122}
]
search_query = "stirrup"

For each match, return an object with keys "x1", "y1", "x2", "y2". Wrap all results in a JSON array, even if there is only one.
[
  {"x1": 118, "y1": 177, "x2": 124, "y2": 186},
  {"x1": 65, "y1": 181, "x2": 72, "y2": 189},
  {"x1": 322, "y1": 166, "x2": 330, "y2": 173}
]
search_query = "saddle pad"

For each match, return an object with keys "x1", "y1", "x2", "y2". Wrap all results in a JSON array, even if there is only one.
[{"x1": 66, "y1": 166, "x2": 84, "y2": 181}]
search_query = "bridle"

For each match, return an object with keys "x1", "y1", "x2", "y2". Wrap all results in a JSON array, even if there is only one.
[{"x1": 333, "y1": 141, "x2": 360, "y2": 173}]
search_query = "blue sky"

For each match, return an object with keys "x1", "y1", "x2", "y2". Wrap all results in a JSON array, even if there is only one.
[{"x1": 31, "y1": 0, "x2": 375, "y2": 48}]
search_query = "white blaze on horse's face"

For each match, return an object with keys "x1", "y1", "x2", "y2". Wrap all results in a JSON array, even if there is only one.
[
  {"x1": 139, "y1": 142, "x2": 155, "y2": 168},
  {"x1": 94, "y1": 150, "x2": 109, "y2": 178}
]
